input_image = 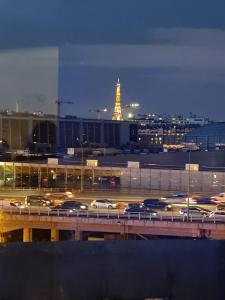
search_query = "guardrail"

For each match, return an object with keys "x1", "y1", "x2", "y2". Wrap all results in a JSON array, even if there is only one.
[{"x1": 1, "y1": 207, "x2": 224, "y2": 224}]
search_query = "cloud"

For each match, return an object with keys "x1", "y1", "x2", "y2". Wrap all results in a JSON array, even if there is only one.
[
  {"x1": 0, "y1": 0, "x2": 225, "y2": 50},
  {"x1": 149, "y1": 28, "x2": 225, "y2": 47},
  {"x1": 59, "y1": 28, "x2": 225, "y2": 70}
]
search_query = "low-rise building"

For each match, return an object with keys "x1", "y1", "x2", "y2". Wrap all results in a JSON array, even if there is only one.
[{"x1": 0, "y1": 112, "x2": 138, "y2": 153}]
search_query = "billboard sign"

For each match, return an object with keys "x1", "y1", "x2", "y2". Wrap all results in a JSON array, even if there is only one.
[
  {"x1": 185, "y1": 164, "x2": 199, "y2": 171},
  {"x1": 86, "y1": 160, "x2": 98, "y2": 167},
  {"x1": 47, "y1": 158, "x2": 59, "y2": 165},
  {"x1": 128, "y1": 161, "x2": 140, "y2": 168}
]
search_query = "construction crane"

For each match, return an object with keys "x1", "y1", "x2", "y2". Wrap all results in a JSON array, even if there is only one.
[
  {"x1": 123, "y1": 103, "x2": 140, "y2": 119},
  {"x1": 89, "y1": 108, "x2": 108, "y2": 119}
]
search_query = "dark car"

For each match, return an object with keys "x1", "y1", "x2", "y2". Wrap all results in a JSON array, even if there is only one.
[
  {"x1": 25, "y1": 195, "x2": 52, "y2": 207},
  {"x1": 161, "y1": 193, "x2": 188, "y2": 203},
  {"x1": 124, "y1": 203, "x2": 157, "y2": 216},
  {"x1": 194, "y1": 197, "x2": 218, "y2": 205},
  {"x1": 142, "y1": 199, "x2": 172, "y2": 211},
  {"x1": 52, "y1": 201, "x2": 88, "y2": 212}
]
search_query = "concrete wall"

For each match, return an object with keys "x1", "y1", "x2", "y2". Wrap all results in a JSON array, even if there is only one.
[
  {"x1": 121, "y1": 168, "x2": 225, "y2": 193},
  {"x1": 0, "y1": 241, "x2": 224, "y2": 300}
]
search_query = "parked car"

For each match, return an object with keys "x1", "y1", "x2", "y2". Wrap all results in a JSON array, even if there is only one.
[
  {"x1": 52, "y1": 201, "x2": 88, "y2": 212},
  {"x1": 90, "y1": 199, "x2": 118, "y2": 209},
  {"x1": 142, "y1": 199, "x2": 172, "y2": 211},
  {"x1": 25, "y1": 195, "x2": 52, "y2": 207},
  {"x1": 161, "y1": 193, "x2": 188, "y2": 203},
  {"x1": 209, "y1": 211, "x2": 225, "y2": 221},
  {"x1": 179, "y1": 206, "x2": 210, "y2": 218},
  {"x1": 124, "y1": 203, "x2": 157, "y2": 216}
]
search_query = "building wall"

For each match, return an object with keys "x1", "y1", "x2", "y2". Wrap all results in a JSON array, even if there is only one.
[
  {"x1": 0, "y1": 113, "x2": 137, "y2": 152},
  {"x1": 1, "y1": 160, "x2": 225, "y2": 193},
  {"x1": 185, "y1": 123, "x2": 225, "y2": 150}
]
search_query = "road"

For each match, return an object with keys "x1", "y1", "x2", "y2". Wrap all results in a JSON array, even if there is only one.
[
  {"x1": 0, "y1": 190, "x2": 220, "y2": 222},
  {"x1": 0, "y1": 204, "x2": 221, "y2": 224}
]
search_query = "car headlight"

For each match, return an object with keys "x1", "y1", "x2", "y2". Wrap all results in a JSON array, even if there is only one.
[
  {"x1": 152, "y1": 212, "x2": 157, "y2": 216},
  {"x1": 167, "y1": 205, "x2": 172, "y2": 208},
  {"x1": 69, "y1": 209, "x2": 73, "y2": 213},
  {"x1": 112, "y1": 204, "x2": 117, "y2": 208},
  {"x1": 80, "y1": 205, "x2": 86, "y2": 209},
  {"x1": 161, "y1": 197, "x2": 166, "y2": 200}
]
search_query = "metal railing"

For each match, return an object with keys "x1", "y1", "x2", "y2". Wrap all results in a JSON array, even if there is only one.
[{"x1": 0, "y1": 206, "x2": 224, "y2": 224}]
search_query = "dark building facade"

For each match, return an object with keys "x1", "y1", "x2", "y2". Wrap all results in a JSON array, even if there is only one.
[
  {"x1": 138, "y1": 123, "x2": 199, "y2": 147},
  {"x1": 0, "y1": 112, "x2": 137, "y2": 153},
  {"x1": 185, "y1": 122, "x2": 225, "y2": 151}
]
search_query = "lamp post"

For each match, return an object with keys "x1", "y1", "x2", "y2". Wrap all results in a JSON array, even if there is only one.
[
  {"x1": 55, "y1": 99, "x2": 73, "y2": 154},
  {"x1": 187, "y1": 148, "x2": 191, "y2": 222},
  {"x1": 76, "y1": 138, "x2": 84, "y2": 193}
]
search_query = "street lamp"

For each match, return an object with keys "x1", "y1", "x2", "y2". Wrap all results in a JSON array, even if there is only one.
[
  {"x1": 187, "y1": 149, "x2": 191, "y2": 222},
  {"x1": 55, "y1": 99, "x2": 73, "y2": 154},
  {"x1": 76, "y1": 138, "x2": 84, "y2": 193}
]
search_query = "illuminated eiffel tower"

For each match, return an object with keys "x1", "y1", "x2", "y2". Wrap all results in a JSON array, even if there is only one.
[{"x1": 112, "y1": 78, "x2": 123, "y2": 121}]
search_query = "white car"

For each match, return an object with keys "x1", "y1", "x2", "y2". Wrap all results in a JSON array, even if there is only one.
[
  {"x1": 209, "y1": 211, "x2": 225, "y2": 221},
  {"x1": 90, "y1": 199, "x2": 118, "y2": 209},
  {"x1": 179, "y1": 207, "x2": 210, "y2": 218},
  {"x1": 0, "y1": 199, "x2": 25, "y2": 210},
  {"x1": 211, "y1": 193, "x2": 225, "y2": 203}
]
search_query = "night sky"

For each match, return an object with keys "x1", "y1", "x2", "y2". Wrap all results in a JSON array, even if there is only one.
[{"x1": 0, "y1": 0, "x2": 225, "y2": 119}]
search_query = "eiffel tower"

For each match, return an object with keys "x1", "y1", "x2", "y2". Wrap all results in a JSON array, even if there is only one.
[{"x1": 112, "y1": 78, "x2": 123, "y2": 121}]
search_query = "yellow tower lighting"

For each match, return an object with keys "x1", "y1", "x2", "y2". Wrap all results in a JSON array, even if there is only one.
[{"x1": 112, "y1": 78, "x2": 123, "y2": 121}]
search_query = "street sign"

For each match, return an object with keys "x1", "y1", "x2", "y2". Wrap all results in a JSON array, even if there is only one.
[
  {"x1": 127, "y1": 161, "x2": 140, "y2": 168},
  {"x1": 86, "y1": 160, "x2": 98, "y2": 167},
  {"x1": 185, "y1": 164, "x2": 199, "y2": 171},
  {"x1": 47, "y1": 158, "x2": 58, "y2": 165}
]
